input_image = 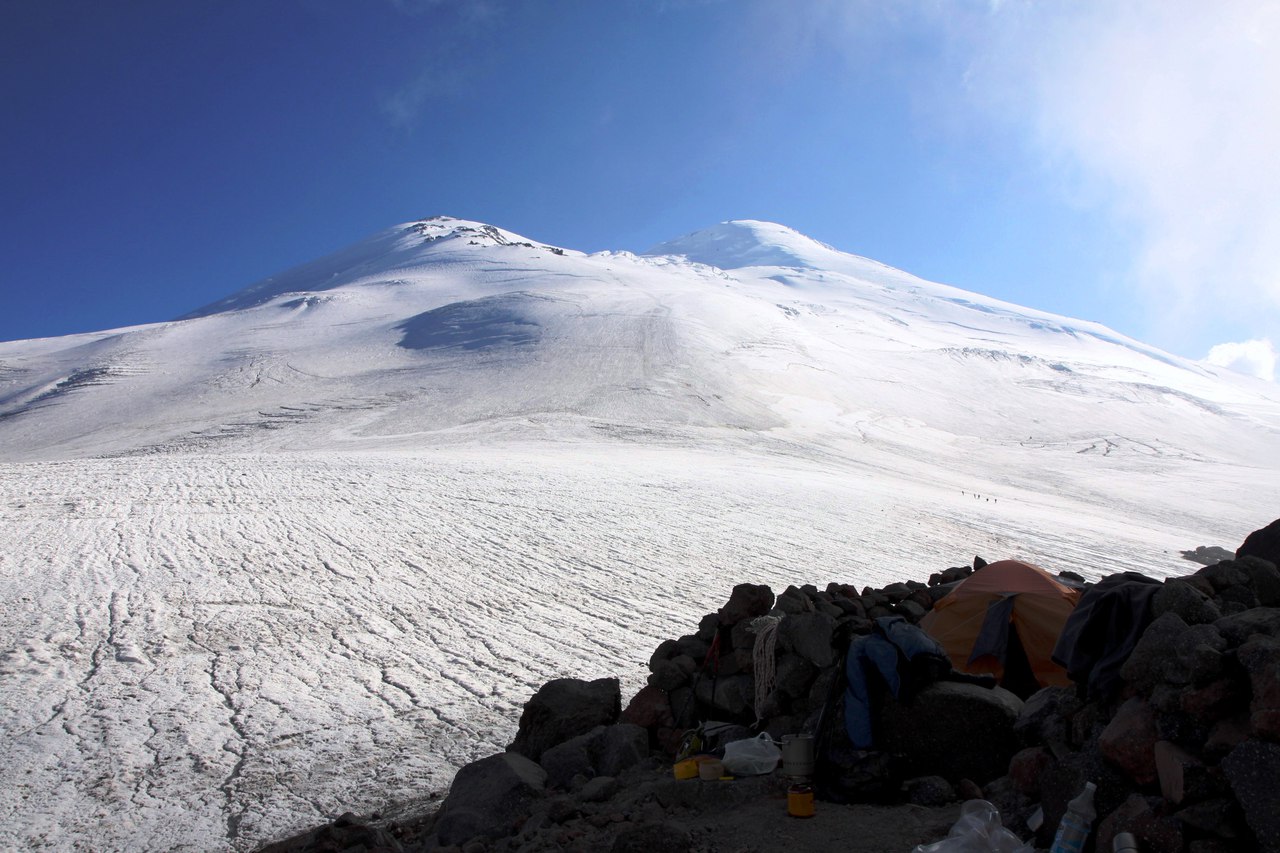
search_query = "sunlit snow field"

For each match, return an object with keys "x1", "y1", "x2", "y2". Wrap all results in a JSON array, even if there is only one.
[{"x1": 0, "y1": 437, "x2": 1263, "y2": 851}]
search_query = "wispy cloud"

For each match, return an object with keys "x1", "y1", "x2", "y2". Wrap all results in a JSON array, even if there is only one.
[
  {"x1": 966, "y1": 0, "x2": 1280, "y2": 345},
  {"x1": 1206, "y1": 338, "x2": 1276, "y2": 382},
  {"x1": 742, "y1": 1, "x2": 1280, "y2": 350},
  {"x1": 378, "y1": 0, "x2": 501, "y2": 129}
]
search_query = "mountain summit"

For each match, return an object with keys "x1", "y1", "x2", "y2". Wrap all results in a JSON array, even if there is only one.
[{"x1": 644, "y1": 219, "x2": 844, "y2": 270}]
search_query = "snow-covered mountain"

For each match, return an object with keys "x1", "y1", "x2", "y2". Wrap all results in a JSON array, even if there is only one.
[
  {"x1": 2, "y1": 216, "x2": 1276, "y2": 474},
  {"x1": 1, "y1": 217, "x2": 1278, "y2": 852}
]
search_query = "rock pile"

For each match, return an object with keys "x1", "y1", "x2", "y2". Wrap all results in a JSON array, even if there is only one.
[
  {"x1": 630, "y1": 571, "x2": 973, "y2": 752},
  {"x1": 981, "y1": 551, "x2": 1280, "y2": 853}
]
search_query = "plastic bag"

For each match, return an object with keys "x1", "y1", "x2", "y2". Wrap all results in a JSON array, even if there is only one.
[
  {"x1": 720, "y1": 733, "x2": 782, "y2": 776},
  {"x1": 911, "y1": 800, "x2": 1033, "y2": 853}
]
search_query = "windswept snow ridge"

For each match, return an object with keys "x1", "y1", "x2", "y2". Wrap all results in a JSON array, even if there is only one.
[{"x1": 0, "y1": 217, "x2": 1278, "y2": 851}]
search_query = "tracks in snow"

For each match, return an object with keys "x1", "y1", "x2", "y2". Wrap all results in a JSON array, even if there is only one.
[{"x1": 0, "y1": 445, "x2": 1221, "y2": 851}]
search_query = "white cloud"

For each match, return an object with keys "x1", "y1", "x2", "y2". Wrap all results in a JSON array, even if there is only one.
[
  {"x1": 969, "y1": 0, "x2": 1280, "y2": 345},
  {"x1": 1205, "y1": 338, "x2": 1276, "y2": 382}
]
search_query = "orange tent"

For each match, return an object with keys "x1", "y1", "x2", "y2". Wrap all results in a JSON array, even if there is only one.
[{"x1": 920, "y1": 560, "x2": 1081, "y2": 693}]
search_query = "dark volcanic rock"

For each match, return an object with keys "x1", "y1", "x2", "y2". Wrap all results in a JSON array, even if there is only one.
[
  {"x1": 718, "y1": 583, "x2": 775, "y2": 627},
  {"x1": 878, "y1": 682, "x2": 1023, "y2": 784},
  {"x1": 1153, "y1": 580, "x2": 1223, "y2": 626},
  {"x1": 432, "y1": 752, "x2": 547, "y2": 847},
  {"x1": 1222, "y1": 739, "x2": 1280, "y2": 852},
  {"x1": 1238, "y1": 634, "x2": 1280, "y2": 740},
  {"x1": 1099, "y1": 698, "x2": 1160, "y2": 785},
  {"x1": 1213, "y1": 607, "x2": 1280, "y2": 647},
  {"x1": 509, "y1": 677, "x2": 621, "y2": 761},
  {"x1": 1238, "y1": 518, "x2": 1280, "y2": 569},
  {"x1": 778, "y1": 611, "x2": 837, "y2": 668}
]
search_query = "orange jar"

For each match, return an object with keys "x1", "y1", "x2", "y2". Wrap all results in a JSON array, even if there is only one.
[{"x1": 787, "y1": 783, "x2": 814, "y2": 818}]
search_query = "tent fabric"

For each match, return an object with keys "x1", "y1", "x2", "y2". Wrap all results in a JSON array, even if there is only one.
[{"x1": 921, "y1": 559, "x2": 1081, "y2": 689}]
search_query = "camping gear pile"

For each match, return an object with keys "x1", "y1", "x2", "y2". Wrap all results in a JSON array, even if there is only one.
[{"x1": 618, "y1": 519, "x2": 1280, "y2": 852}]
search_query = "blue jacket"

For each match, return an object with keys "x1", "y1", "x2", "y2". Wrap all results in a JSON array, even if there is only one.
[{"x1": 843, "y1": 616, "x2": 948, "y2": 748}]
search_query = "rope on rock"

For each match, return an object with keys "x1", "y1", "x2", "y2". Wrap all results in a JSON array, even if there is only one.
[{"x1": 751, "y1": 614, "x2": 782, "y2": 723}]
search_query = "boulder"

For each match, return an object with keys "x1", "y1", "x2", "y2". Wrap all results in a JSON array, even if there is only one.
[
  {"x1": 896, "y1": 600, "x2": 928, "y2": 622},
  {"x1": 778, "y1": 611, "x2": 837, "y2": 668},
  {"x1": 1121, "y1": 613, "x2": 1228, "y2": 693},
  {"x1": 1099, "y1": 698, "x2": 1160, "y2": 785},
  {"x1": 878, "y1": 681, "x2": 1023, "y2": 784},
  {"x1": 539, "y1": 728, "x2": 597, "y2": 790},
  {"x1": 538, "y1": 723, "x2": 649, "y2": 789},
  {"x1": 509, "y1": 677, "x2": 621, "y2": 761},
  {"x1": 1204, "y1": 714, "x2": 1251, "y2": 761},
  {"x1": 1221, "y1": 739, "x2": 1280, "y2": 852},
  {"x1": 1238, "y1": 635, "x2": 1280, "y2": 740},
  {"x1": 1239, "y1": 556, "x2": 1280, "y2": 607},
  {"x1": 595, "y1": 723, "x2": 648, "y2": 776},
  {"x1": 432, "y1": 752, "x2": 547, "y2": 847},
  {"x1": 647, "y1": 657, "x2": 688, "y2": 692},
  {"x1": 880, "y1": 582, "x2": 913, "y2": 603},
  {"x1": 718, "y1": 583, "x2": 774, "y2": 627},
  {"x1": 1155, "y1": 740, "x2": 1221, "y2": 805},
  {"x1": 620, "y1": 685, "x2": 675, "y2": 731},
  {"x1": 903, "y1": 775, "x2": 954, "y2": 806},
  {"x1": 648, "y1": 639, "x2": 679, "y2": 669},
  {"x1": 1014, "y1": 686, "x2": 1081, "y2": 755},
  {"x1": 1153, "y1": 580, "x2": 1222, "y2": 626},
  {"x1": 1237, "y1": 518, "x2": 1280, "y2": 568},
  {"x1": 693, "y1": 672, "x2": 753, "y2": 720},
  {"x1": 1179, "y1": 678, "x2": 1247, "y2": 725},
  {"x1": 1008, "y1": 746, "x2": 1052, "y2": 796},
  {"x1": 1213, "y1": 607, "x2": 1280, "y2": 647},
  {"x1": 1198, "y1": 560, "x2": 1250, "y2": 592},
  {"x1": 1095, "y1": 793, "x2": 1186, "y2": 853},
  {"x1": 1174, "y1": 797, "x2": 1248, "y2": 843},
  {"x1": 773, "y1": 653, "x2": 817, "y2": 700},
  {"x1": 1181, "y1": 546, "x2": 1237, "y2": 566}
]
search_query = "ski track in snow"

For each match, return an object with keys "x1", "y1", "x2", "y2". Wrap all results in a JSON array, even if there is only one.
[{"x1": 0, "y1": 442, "x2": 1243, "y2": 852}]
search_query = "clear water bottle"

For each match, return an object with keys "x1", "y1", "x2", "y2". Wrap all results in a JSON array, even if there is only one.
[{"x1": 1050, "y1": 781, "x2": 1097, "y2": 853}]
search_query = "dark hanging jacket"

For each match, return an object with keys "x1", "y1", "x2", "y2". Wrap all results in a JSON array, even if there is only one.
[
  {"x1": 1051, "y1": 571, "x2": 1161, "y2": 700},
  {"x1": 843, "y1": 616, "x2": 951, "y2": 749}
]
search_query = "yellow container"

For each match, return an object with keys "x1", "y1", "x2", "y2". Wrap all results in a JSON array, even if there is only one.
[
  {"x1": 698, "y1": 758, "x2": 724, "y2": 780},
  {"x1": 673, "y1": 759, "x2": 698, "y2": 780},
  {"x1": 787, "y1": 784, "x2": 815, "y2": 818}
]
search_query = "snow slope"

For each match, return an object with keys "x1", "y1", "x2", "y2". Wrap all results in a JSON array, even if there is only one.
[{"x1": 0, "y1": 217, "x2": 1278, "y2": 851}]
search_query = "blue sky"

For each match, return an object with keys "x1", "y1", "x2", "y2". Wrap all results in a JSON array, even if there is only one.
[{"x1": 3, "y1": 1, "x2": 1277, "y2": 379}]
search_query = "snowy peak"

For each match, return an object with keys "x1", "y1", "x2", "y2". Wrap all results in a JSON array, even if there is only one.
[
  {"x1": 644, "y1": 220, "x2": 843, "y2": 270},
  {"x1": 181, "y1": 216, "x2": 567, "y2": 318},
  {"x1": 406, "y1": 216, "x2": 564, "y2": 252}
]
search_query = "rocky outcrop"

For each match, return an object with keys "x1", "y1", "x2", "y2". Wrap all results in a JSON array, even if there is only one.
[
  {"x1": 432, "y1": 752, "x2": 548, "y2": 846},
  {"x1": 1238, "y1": 518, "x2": 1280, "y2": 568},
  {"x1": 509, "y1": 677, "x2": 622, "y2": 762}
]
